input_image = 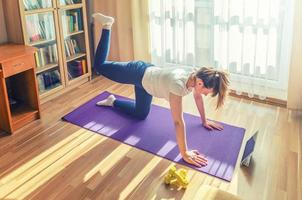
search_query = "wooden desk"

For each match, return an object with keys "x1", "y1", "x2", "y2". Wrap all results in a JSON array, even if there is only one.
[{"x1": 0, "y1": 44, "x2": 41, "y2": 134}]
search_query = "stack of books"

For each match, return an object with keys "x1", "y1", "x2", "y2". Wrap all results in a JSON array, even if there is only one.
[
  {"x1": 64, "y1": 38, "x2": 81, "y2": 57},
  {"x1": 37, "y1": 70, "x2": 61, "y2": 92},
  {"x1": 26, "y1": 14, "x2": 55, "y2": 43},
  {"x1": 23, "y1": 0, "x2": 52, "y2": 10},
  {"x1": 35, "y1": 44, "x2": 58, "y2": 68},
  {"x1": 62, "y1": 10, "x2": 83, "y2": 35},
  {"x1": 67, "y1": 59, "x2": 87, "y2": 79}
]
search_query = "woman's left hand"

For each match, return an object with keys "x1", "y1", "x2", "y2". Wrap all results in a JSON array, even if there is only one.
[{"x1": 203, "y1": 120, "x2": 223, "y2": 131}]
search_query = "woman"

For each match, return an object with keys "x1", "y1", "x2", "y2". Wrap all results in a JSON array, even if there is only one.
[{"x1": 92, "y1": 13, "x2": 229, "y2": 168}]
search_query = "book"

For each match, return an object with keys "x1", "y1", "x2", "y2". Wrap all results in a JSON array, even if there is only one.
[
  {"x1": 39, "y1": 20, "x2": 46, "y2": 39},
  {"x1": 53, "y1": 44, "x2": 58, "y2": 62},
  {"x1": 23, "y1": 0, "x2": 30, "y2": 10},
  {"x1": 76, "y1": 9, "x2": 83, "y2": 30},
  {"x1": 67, "y1": 39, "x2": 75, "y2": 55},
  {"x1": 72, "y1": 12, "x2": 79, "y2": 32},
  {"x1": 36, "y1": 49, "x2": 42, "y2": 67},
  {"x1": 40, "y1": 69, "x2": 61, "y2": 89},
  {"x1": 64, "y1": 39, "x2": 81, "y2": 58},
  {"x1": 48, "y1": 45, "x2": 53, "y2": 63},
  {"x1": 37, "y1": 74, "x2": 45, "y2": 92},
  {"x1": 62, "y1": 13, "x2": 68, "y2": 36},
  {"x1": 67, "y1": 59, "x2": 86, "y2": 79},
  {"x1": 68, "y1": 15, "x2": 73, "y2": 33},
  {"x1": 39, "y1": 48, "x2": 46, "y2": 66},
  {"x1": 72, "y1": 39, "x2": 80, "y2": 53},
  {"x1": 34, "y1": 52, "x2": 41, "y2": 68},
  {"x1": 82, "y1": 59, "x2": 86, "y2": 74},
  {"x1": 26, "y1": 15, "x2": 39, "y2": 42},
  {"x1": 43, "y1": 15, "x2": 50, "y2": 39},
  {"x1": 35, "y1": 15, "x2": 43, "y2": 39},
  {"x1": 65, "y1": 40, "x2": 71, "y2": 57},
  {"x1": 76, "y1": 61, "x2": 83, "y2": 75}
]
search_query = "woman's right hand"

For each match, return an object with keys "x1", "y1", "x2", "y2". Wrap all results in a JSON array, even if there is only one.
[{"x1": 182, "y1": 150, "x2": 208, "y2": 167}]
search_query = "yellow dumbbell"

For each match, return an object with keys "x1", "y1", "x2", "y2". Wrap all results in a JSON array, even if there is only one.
[{"x1": 164, "y1": 166, "x2": 189, "y2": 188}]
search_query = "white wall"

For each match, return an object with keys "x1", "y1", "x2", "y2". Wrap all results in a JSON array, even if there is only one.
[{"x1": 287, "y1": 0, "x2": 302, "y2": 111}]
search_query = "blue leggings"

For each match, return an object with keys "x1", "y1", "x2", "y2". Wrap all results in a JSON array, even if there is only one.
[{"x1": 94, "y1": 29, "x2": 153, "y2": 120}]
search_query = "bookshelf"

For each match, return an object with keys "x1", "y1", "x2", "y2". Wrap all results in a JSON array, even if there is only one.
[{"x1": 2, "y1": 0, "x2": 91, "y2": 103}]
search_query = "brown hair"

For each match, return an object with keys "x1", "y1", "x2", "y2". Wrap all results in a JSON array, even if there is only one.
[{"x1": 195, "y1": 67, "x2": 229, "y2": 109}]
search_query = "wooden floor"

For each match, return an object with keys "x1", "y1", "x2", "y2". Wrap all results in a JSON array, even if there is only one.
[{"x1": 0, "y1": 76, "x2": 301, "y2": 200}]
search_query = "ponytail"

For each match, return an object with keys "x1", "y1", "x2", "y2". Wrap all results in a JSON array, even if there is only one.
[{"x1": 195, "y1": 67, "x2": 229, "y2": 109}]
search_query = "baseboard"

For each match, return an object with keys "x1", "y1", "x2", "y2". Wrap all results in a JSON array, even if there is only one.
[{"x1": 229, "y1": 89, "x2": 287, "y2": 108}]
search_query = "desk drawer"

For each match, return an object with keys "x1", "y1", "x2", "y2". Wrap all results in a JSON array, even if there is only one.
[{"x1": 1, "y1": 54, "x2": 35, "y2": 78}]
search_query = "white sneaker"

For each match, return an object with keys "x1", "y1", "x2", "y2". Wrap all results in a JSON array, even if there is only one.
[
  {"x1": 92, "y1": 13, "x2": 115, "y2": 26},
  {"x1": 96, "y1": 94, "x2": 116, "y2": 107}
]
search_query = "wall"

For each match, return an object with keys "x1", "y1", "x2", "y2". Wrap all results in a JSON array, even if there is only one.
[
  {"x1": 287, "y1": 0, "x2": 302, "y2": 111},
  {"x1": 91, "y1": 0, "x2": 134, "y2": 61},
  {"x1": 0, "y1": 0, "x2": 8, "y2": 44}
]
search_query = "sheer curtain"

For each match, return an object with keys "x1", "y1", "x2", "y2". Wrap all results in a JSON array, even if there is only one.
[{"x1": 149, "y1": 0, "x2": 294, "y2": 100}]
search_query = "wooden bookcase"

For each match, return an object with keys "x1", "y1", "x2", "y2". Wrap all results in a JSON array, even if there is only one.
[{"x1": 2, "y1": 0, "x2": 92, "y2": 103}]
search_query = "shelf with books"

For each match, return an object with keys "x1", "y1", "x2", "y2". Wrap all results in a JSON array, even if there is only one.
[
  {"x1": 36, "y1": 68, "x2": 62, "y2": 94},
  {"x1": 67, "y1": 57, "x2": 87, "y2": 80},
  {"x1": 23, "y1": 0, "x2": 53, "y2": 11},
  {"x1": 59, "y1": 4, "x2": 89, "y2": 85},
  {"x1": 63, "y1": 33, "x2": 86, "y2": 62},
  {"x1": 25, "y1": 12, "x2": 56, "y2": 44},
  {"x1": 34, "y1": 42, "x2": 59, "y2": 68},
  {"x1": 61, "y1": 8, "x2": 84, "y2": 37}
]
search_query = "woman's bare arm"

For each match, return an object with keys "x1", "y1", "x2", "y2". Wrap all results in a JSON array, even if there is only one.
[
  {"x1": 193, "y1": 89, "x2": 223, "y2": 130},
  {"x1": 169, "y1": 93, "x2": 208, "y2": 167},
  {"x1": 193, "y1": 89, "x2": 206, "y2": 123}
]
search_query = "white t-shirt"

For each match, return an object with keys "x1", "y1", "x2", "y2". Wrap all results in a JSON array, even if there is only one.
[{"x1": 142, "y1": 66, "x2": 196, "y2": 101}]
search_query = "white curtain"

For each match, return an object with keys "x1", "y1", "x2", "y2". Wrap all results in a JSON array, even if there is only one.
[{"x1": 149, "y1": 0, "x2": 295, "y2": 100}]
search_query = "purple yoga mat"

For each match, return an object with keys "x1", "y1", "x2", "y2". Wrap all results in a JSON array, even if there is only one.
[{"x1": 63, "y1": 91, "x2": 245, "y2": 181}]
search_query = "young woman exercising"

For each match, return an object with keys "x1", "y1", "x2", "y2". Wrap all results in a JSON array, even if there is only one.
[{"x1": 92, "y1": 13, "x2": 229, "y2": 168}]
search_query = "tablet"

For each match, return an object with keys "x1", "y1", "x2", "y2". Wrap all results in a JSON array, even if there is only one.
[{"x1": 241, "y1": 131, "x2": 258, "y2": 167}]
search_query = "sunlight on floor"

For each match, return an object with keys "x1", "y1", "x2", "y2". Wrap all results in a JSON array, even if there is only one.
[
  {"x1": 229, "y1": 173, "x2": 239, "y2": 195},
  {"x1": 0, "y1": 128, "x2": 86, "y2": 186},
  {"x1": 119, "y1": 156, "x2": 163, "y2": 200},
  {"x1": 84, "y1": 143, "x2": 132, "y2": 182},
  {"x1": 2, "y1": 129, "x2": 107, "y2": 199}
]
